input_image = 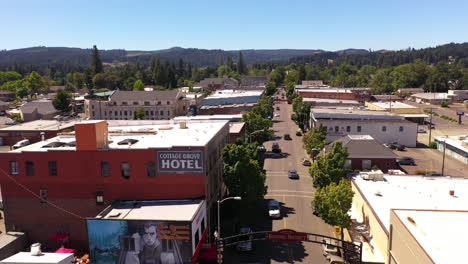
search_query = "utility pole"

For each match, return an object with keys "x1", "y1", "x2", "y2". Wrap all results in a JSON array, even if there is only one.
[{"x1": 441, "y1": 138, "x2": 447, "y2": 176}]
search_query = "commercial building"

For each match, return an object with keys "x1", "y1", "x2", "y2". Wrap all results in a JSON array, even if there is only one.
[
  {"x1": 0, "y1": 119, "x2": 229, "y2": 250},
  {"x1": 396, "y1": 88, "x2": 424, "y2": 96},
  {"x1": 88, "y1": 200, "x2": 207, "y2": 264},
  {"x1": 20, "y1": 100, "x2": 57, "y2": 122},
  {"x1": 0, "y1": 101, "x2": 8, "y2": 113},
  {"x1": 0, "y1": 91, "x2": 15, "y2": 102},
  {"x1": 198, "y1": 90, "x2": 263, "y2": 115},
  {"x1": 434, "y1": 135, "x2": 468, "y2": 165},
  {"x1": 194, "y1": 76, "x2": 238, "y2": 91},
  {"x1": 328, "y1": 135, "x2": 398, "y2": 172},
  {"x1": 409, "y1": 92, "x2": 456, "y2": 104},
  {"x1": 85, "y1": 90, "x2": 189, "y2": 120},
  {"x1": 310, "y1": 109, "x2": 417, "y2": 147},
  {"x1": 239, "y1": 76, "x2": 269, "y2": 90},
  {"x1": 301, "y1": 80, "x2": 327, "y2": 87},
  {"x1": 365, "y1": 101, "x2": 421, "y2": 114},
  {"x1": 0, "y1": 252, "x2": 74, "y2": 264},
  {"x1": 303, "y1": 98, "x2": 360, "y2": 107},
  {"x1": 370, "y1": 95, "x2": 404, "y2": 102},
  {"x1": 295, "y1": 88, "x2": 371, "y2": 103},
  {"x1": 174, "y1": 115, "x2": 245, "y2": 143},
  {"x1": 0, "y1": 119, "x2": 81, "y2": 146},
  {"x1": 351, "y1": 175, "x2": 468, "y2": 264},
  {"x1": 448, "y1": 89, "x2": 468, "y2": 101}
]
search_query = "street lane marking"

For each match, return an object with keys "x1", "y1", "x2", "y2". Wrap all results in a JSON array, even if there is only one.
[
  {"x1": 283, "y1": 195, "x2": 287, "y2": 229},
  {"x1": 268, "y1": 190, "x2": 314, "y2": 194}
]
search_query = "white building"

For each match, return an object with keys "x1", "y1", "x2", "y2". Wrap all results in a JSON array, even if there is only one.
[
  {"x1": 351, "y1": 175, "x2": 468, "y2": 264},
  {"x1": 201, "y1": 90, "x2": 263, "y2": 106},
  {"x1": 434, "y1": 135, "x2": 468, "y2": 165},
  {"x1": 310, "y1": 109, "x2": 417, "y2": 147}
]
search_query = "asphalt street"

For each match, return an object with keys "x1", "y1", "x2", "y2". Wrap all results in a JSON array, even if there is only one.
[{"x1": 224, "y1": 96, "x2": 334, "y2": 263}]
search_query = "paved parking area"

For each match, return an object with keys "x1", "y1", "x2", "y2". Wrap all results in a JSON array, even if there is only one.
[{"x1": 394, "y1": 147, "x2": 467, "y2": 178}]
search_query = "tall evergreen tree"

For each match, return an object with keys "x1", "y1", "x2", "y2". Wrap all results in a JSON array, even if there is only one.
[
  {"x1": 237, "y1": 51, "x2": 246, "y2": 75},
  {"x1": 90, "y1": 45, "x2": 103, "y2": 76}
]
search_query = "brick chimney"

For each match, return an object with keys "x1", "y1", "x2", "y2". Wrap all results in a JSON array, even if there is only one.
[{"x1": 75, "y1": 121, "x2": 109, "y2": 151}]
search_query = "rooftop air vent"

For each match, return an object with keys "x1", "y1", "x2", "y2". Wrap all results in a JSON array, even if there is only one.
[{"x1": 117, "y1": 139, "x2": 138, "y2": 145}]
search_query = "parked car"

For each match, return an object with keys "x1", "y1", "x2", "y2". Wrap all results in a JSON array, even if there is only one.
[
  {"x1": 12, "y1": 139, "x2": 30, "y2": 150},
  {"x1": 302, "y1": 158, "x2": 311, "y2": 166},
  {"x1": 272, "y1": 143, "x2": 281, "y2": 153},
  {"x1": 276, "y1": 106, "x2": 280, "y2": 110},
  {"x1": 288, "y1": 169, "x2": 299, "y2": 179},
  {"x1": 424, "y1": 172, "x2": 443, "y2": 177},
  {"x1": 284, "y1": 133, "x2": 292, "y2": 140},
  {"x1": 397, "y1": 157, "x2": 415, "y2": 165},
  {"x1": 418, "y1": 128, "x2": 427, "y2": 133},
  {"x1": 5, "y1": 119, "x2": 16, "y2": 125},
  {"x1": 267, "y1": 200, "x2": 281, "y2": 218},
  {"x1": 236, "y1": 227, "x2": 253, "y2": 252},
  {"x1": 257, "y1": 145, "x2": 266, "y2": 153},
  {"x1": 274, "y1": 113, "x2": 280, "y2": 117},
  {"x1": 389, "y1": 142, "x2": 406, "y2": 151},
  {"x1": 296, "y1": 129, "x2": 302, "y2": 136}
]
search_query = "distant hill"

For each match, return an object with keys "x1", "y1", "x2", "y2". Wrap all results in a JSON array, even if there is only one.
[{"x1": 0, "y1": 46, "x2": 324, "y2": 70}]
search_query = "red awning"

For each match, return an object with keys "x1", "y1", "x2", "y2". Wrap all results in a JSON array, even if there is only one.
[
  {"x1": 55, "y1": 248, "x2": 75, "y2": 253},
  {"x1": 198, "y1": 244, "x2": 217, "y2": 260},
  {"x1": 49, "y1": 233, "x2": 69, "y2": 241},
  {"x1": 192, "y1": 230, "x2": 209, "y2": 264}
]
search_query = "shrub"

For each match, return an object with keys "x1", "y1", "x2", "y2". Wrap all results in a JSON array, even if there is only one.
[
  {"x1": 429, "y1": 142, "x2": 438, "y2": 149},
  {"x1": 440, "y1": 101, "x2": 449, "y2": 107},
  {"x1": 415, "y1": 170, "x2": 436, "y2": 175}
]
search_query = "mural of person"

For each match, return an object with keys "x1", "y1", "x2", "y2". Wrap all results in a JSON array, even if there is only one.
[{"x1": 139, "y1": 223, "x2": 162, "y2": 264}]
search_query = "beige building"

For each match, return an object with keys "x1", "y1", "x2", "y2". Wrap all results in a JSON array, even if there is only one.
[
  {"x1": 350, "y1": 175, "x2": 468, "y2": 264},
  {"x1": 365, "y1": 101, "x2": 421, "y2": 114},
  {"x1": 85, "y1": 90, "x2": 189, "y2": 120},
  {"x1": 389, "y1": 209, "x2": 468, "y2": 264}
]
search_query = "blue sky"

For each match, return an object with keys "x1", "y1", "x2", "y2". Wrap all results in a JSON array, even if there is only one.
[{"x1": 1, "y1": 0, "x2": 468, "y2": 51}]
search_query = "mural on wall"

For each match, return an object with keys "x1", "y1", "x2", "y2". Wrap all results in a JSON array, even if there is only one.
[{"x1": 87, "y1": 220, "x2": 193, "y2": 264}]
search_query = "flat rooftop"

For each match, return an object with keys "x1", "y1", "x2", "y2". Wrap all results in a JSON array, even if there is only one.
[
  {"x1": 96, "y1": 200, "x2": 204, "y2": 221},
  {"x1": 435, "y1": 135, "x2": 468, "y2": 154},
  {"x1": 303, "y1": 98, "x2": 360, "y2": 104},
  {"x1": 312, "y1": 108, "x2": 404, "y2": 120},
  {"x1": 0, "y1": 119, "x2": 81, "y2": 131},
  {"x1": 353, "y1": 175, "x2": 468, "y2": 233},
  {"x1": 229, "y1": 122, "x2": 245, "y2": 134},
  {"x1": 204, "y1": 90, "x2": 263, "y2": 99},
  {"x1": 369, "y1": 101, "x2": 418, "y2": 109},
  {"x1": 174, "y1": 114, "x2": 243, "y2": 121},
  {"x1": 6, "y1": 120, "x2": 228, "y2": 152},
  {"x1": 393, "y1": 209, "x2": 468, "y2": 264},
  {"x1": 411, "y1": 93, "x2": 454, "y2": 100},
  {"x1": 296, "y1": 88, "x2": 352, "y2": 93},
  {"x1": 0, "y1": 252, "x2": 73, "y2": 264}
]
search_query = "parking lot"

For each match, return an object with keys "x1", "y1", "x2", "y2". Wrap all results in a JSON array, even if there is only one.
[{"x1": 394, "y1": 147, "x2": 467, "y2": 178}]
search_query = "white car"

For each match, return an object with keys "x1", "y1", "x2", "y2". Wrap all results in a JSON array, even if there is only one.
[
  {"x1": 417, "y1": 128, "x2": 427, "y2": 133},
  {"x1": 268, "y1": 200, "x2": 281, "y2": 218},
  {"x1": 274, "y1": 113, "x2": 280, "y2": 117},
  {"x1": 322, "y1": 239, "x2": 339, "y2": 258}
]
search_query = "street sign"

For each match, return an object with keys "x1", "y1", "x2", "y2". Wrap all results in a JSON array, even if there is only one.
[
  {"x1": 334, "y1": 226, "x2": 341, "y2": 236},
  {"x1": 457, "y1": 112, "x2": 464, "y2": 115},
  {"x1": 267, "y1": 229, "x2": 308, "y2": 243}
]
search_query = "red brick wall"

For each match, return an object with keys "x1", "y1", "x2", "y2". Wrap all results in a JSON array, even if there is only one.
[
  {"x1": 349, "y1": 158, "x2": 398, "y2": 172},
  {"x1": 1, "y1": 131, "x2": 59, "y2": 146},
  {"x1": 296, "y1": 91, "x2": 356, "y2": 100}
]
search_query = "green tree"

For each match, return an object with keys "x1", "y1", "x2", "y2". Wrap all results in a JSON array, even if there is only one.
[
  {"x1": 135, "y1": 108, "x2": 145, "y2": 120},
  {"x1": 252, "y1": 96, "x2": 273, "y2": 118},
  {"x1": 23, "y1": 71, "x2": 45, "y2": 96},
  {"x1": 242, "y1": 112, "x2": 273, "y2": 144},
  {"x1": 217, "y1": 65, "x2": 231, "y2": 78},
  {"x1": 310, "y1": 141, "x2": 349, "y2": 188},
  {"x1": 265, "y1": 81, "x2": 277, "y2": 96},
  {"x1": 52, "y1": 89, "x2": 72, "y2": 112},
  {"x1": 91, "y1": 45, "x2": 104, "y2": 76},
  {"x1": 313, "y1": 179, "x2": 354, "y2": 240},
  {"x1": 15, "y1": 87, "x2": 29, "y2": 99},
  {"x1": 237, "y1": 51, "x2": 246, "y2": 75},
  {"x1": 0, "y1": 71, "x2": 22, "y2": 86},
  {"x1": 303, "y1": 125, "x2": 327, "y2": 160},
  {"x1": 133, "y1": 79, "x2": 145, "y2": 91},
  {"x1": 223, "y1": 143, "x2": 267, "y2": 208}
]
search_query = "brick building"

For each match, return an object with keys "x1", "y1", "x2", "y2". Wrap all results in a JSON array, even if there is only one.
[
  {"x1": 0, "y1": 119, "x2": 229, "y2": 249},
  {"x1": 295, "y1": 88, "x2": 371, "y2": 103}
]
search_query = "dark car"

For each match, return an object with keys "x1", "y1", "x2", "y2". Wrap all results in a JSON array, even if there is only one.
[
  {"x1": 284, "y1": 134, "x2": 292, "y2": 140},
  {"x1": 276, "y1": 106, "x2": 280, "y2": 110},
  {"x1": 257, "y1": 145, "x2": 266, "y2": 153},
  {"x1": 389, "y1": 142, "x2": 406, "y2": 151},
  {"x1": 397, "y1": 157, "x2": 415, "y2": 165},
  {"x1": 288, "y1": 169, "x2": 299, "y2": 179},
  {"x1": 424, "y1": 172, "x2": 443, "y2": 177},
  {"x1": 272, "y1": 143, "x2": 281, "y2": 153}
]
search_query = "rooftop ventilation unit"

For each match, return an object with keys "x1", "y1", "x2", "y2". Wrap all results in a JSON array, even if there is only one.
[{"x1": 117, "y1": 139, "x2": 138, "y2": 145}]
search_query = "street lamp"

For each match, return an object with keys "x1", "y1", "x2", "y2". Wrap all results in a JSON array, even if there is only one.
[{"x1": 216, "y1": 196, "x2": 241, "y2": 264}]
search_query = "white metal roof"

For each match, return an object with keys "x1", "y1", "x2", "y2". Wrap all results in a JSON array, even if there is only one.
[
  {"x1": 369, "y1": 101, "x2": 418, "y2": 109},
  {"x1": 96, "y1": 200, "x2": 204, "y2": 221},
  {"x1": 353, "y1": 175, "x2": 468, "y2": 233},
  {"x1": 394, "y1": 209, "x2": 468, "y2": 264},
  {"x1": 0, "y1": 252, "x2": 73, "y2": 264}
]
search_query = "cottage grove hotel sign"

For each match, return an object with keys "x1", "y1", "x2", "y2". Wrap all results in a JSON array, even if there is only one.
[{"x1": 157, "y1": 150, "x2": 204, "y2": 174}]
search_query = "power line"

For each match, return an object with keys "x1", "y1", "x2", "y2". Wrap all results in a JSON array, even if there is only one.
[{"x1": 0, "y1": 167, "x2": 85, "y2": 220}]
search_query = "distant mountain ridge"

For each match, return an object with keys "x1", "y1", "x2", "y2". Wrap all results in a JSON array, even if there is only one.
[{"x1": 0, "y1": 46, "x2": 368, "y2": 68}]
